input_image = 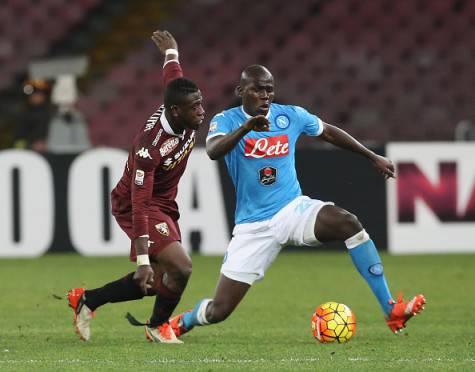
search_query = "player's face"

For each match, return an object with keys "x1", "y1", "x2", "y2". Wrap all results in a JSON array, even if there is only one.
[
  {"x1": 241, "y1": 76, "x2": 274, "y2": 116},
  {"x1": 176, "y1": 91, "x2": 205, "y2": 130}
]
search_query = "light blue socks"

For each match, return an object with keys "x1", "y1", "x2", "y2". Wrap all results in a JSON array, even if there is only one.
[
  {"x1": 182, "y1": 299, "x2": 212, "y2": 330},
  {"x1": 346, "y1": 230, "x2": 393, "y2": 316}
]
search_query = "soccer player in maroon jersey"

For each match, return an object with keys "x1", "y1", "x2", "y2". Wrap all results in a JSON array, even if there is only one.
[{"x1": 67, "y1": 30, "x2": 205, "y2": 343}]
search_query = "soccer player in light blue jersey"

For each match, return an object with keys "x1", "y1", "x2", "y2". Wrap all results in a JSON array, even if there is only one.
[{"x1": 170, "y1": 65, "x2": 425, "y2": 338}]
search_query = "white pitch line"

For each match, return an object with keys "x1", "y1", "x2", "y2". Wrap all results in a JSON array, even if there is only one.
[{"x1": 0, "y1": 357, "x2": 474, "y2": 365}]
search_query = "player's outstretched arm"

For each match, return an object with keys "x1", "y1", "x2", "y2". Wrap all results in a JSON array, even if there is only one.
[
  {"x1": 319, "y1": 122, "x2": 395, "y2": 179},
  {"x1": 151, "y1": 30, "x2": 183, "y2": 85},
  {"x1": 206, "y1": 115, "x2": 269, "y2": 160}
]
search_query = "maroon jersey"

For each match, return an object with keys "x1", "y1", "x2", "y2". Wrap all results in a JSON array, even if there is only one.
[{"x1": 111, "y1": 61, "x2": 196, "y2": 239}]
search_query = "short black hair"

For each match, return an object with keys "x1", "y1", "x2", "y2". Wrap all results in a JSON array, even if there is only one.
[
  {"x1": 240, "y1": 65, "x2": 273, "y2": 86},
  {"x1": 164, "y1": 78, "x2": 199, "y2": 108}
]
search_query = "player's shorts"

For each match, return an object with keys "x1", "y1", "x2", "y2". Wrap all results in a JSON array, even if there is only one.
[
  {"x1": 113, "y1": 206, "x2": 181, "y2": 262},
  {"x1": 221, "y1": 195, "x2": 333, "y2": 285}
]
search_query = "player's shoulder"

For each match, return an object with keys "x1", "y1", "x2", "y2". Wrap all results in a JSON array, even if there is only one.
[
  {"x1": 133, "y1": 106, "x2": 168, "y2": 161},
  {"x1": 209, "y1": 106, "x2": 243, "y2": 134},
  {"x1": 211, "y1": 106, "x2": 243, "y2": 121},
  {"x1": 271, "y1": 103, "x2": 306, "y2": 115}
]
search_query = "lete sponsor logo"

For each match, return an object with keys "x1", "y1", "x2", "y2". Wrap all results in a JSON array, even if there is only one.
[
  {"x1": 160, "y1": 137, "x2": 180, "y2": 157},
  {"x1": 244, "y1": 135, "x2": 289, "y2": 158}
]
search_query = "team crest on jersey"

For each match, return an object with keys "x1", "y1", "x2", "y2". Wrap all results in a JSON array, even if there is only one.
[
  {"x1": 259, "y1": 166, "x2": 277, "y2": 186},
  {"x1": 136, "y1": 147, "x2": 152, "y2": 159},
  {"x1": 155, "y1": 222, "x2": 169, "y2": 236},
  {"x1": 160, "y1": 137, "x2": 180, "y2": 156},
  {"x1": 209, "y1": 121, "x2": 218, "y2": 132},
  {"x1": 275, "y1": 115, "x2": 290, "y2": 129}
]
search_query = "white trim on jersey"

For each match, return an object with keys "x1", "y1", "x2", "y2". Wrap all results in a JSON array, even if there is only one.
[
  {"x1": 309, "y1": 117, "x2": 324, "y2": 137},
  {"x1": 160, "y1": 109, "x2": 185, "y2": 139},
  {"x1": 241, "y1": 105, "x2": 271, "y2": 119},
  {"x1": 206, "y1": 132, "x2": 227, "y2": 141}
]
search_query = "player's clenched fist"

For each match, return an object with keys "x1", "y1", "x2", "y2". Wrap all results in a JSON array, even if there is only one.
[
  {"x1": 243, "y1": 115, "x2": 270, "y2": 132},
  {"x1": 133, "y1": 264, "x2": 154, "y2": 295}
]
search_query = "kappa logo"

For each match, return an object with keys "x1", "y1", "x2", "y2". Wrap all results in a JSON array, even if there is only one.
[
  {"x1": 155, "y1": 222, "x2": 169, "y2": 236},
  {"x1": 244, "y1": 135, "x2": 289, "y2": 158},
  {"x1": 160, "y1": 137, "x2": 180, "y2": 157},
  {"x1": 136, "y1": 147, "x2": 152, "y2": 159}
]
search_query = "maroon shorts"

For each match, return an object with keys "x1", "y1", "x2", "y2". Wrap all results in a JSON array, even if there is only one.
[{"x1": 113, "y1": 209, "x2": 181, "y2": 262}]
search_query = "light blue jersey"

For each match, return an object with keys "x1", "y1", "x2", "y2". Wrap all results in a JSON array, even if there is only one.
[{"x1": 207, "y1": 103, "x2": 323, "y2": 224}]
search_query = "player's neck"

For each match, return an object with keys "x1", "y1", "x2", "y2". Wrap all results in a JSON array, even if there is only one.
[
  {"x1": 165, "y1": 110, "x2": 185, "y2": 135},
  {"x1": 241, "y1": 105, "x2": 271, "y2": 119}
]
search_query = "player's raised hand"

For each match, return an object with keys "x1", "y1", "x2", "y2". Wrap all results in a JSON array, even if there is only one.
[
  {"x1": 151, "y1": 30, "x2": 178, "y2": 55},
  {"x1": 244, "y1": 115, "x2": 270, "y2": 132},
  {"x1": 372, "y1": 154, "x2": 395, "y2": 179}
]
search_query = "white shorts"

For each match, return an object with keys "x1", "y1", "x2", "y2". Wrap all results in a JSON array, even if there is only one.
[{"x1": 221, "y1": 196, "x2": 334, "y2": 285}]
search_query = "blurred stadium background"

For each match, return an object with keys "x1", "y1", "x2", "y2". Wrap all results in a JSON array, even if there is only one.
[
  {"x1": 1, "y1": 0, "x2": 475, "y2": 369},
  {"x1": 1, "y1": 0, "x2": 475, "y2": 150},
  {"x1": 1, "y1": 0, "x2": 474, "y2": 257}
]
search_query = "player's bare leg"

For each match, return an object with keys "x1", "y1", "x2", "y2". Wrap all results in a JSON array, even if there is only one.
[
  {"x1": 144, "y1": 241, "x2": 191, "y2": 343},
  {"x1": 206, "y1": 274, "x2": 250, "y2": 322},
  {"x1": 314, "y1": 204, "x2": 425, "y2": 333},
  {"x1": 170, "y1": 274, "x2": 250, "y2": 336}
]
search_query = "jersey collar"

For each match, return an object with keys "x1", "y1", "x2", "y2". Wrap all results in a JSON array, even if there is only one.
[
  {"x1": 241, "y1": 106, "x2": 271, "y2": 120},
  {"x1": 160, "y1": 109, "x2": 185, "y2": 139}
]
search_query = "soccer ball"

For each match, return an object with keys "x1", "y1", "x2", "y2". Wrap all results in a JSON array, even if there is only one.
[{"x1": 311, "y1": 302, "x2": 356, "y2": 343}]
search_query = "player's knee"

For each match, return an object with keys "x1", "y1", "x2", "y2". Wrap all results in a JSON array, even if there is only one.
[
  {"x1": 170, "y1": 263, "x2": 192, "y2": 288},
  {"x1": 178, "y1": 264, "x2": 192, "y2": 283},
  {"x1": 339, "y1": 210, "x2": 363, "y2": 239}
]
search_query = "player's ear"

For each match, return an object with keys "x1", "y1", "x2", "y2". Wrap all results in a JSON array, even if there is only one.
[
  {"x1": 170, "y1": 104, "x2": 180, "y2": 117},
  {"x1": 235, "y1": 85, "x2": 242, "y2": 97}
]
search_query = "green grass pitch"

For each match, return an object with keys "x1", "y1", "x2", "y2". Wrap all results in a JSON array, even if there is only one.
[{"x1": 0, "y1": 252, "x2": 474, "y2": 371}]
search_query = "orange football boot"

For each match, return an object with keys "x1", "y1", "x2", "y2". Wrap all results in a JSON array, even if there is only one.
[
  {"x1": 67, "y1": 287, "x2": 95, "y2": 341},
  {"x1": 145, "y1": 322, "x2": 183, "y2": 344},
  {"x1": 169, "y1": 310, "x2": 193, "y2": 338},
  {"x1": 385, "y1": 293, "x2": 426, "y2": 333}
]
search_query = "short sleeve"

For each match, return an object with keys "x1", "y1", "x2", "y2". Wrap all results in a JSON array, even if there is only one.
[
  {"x1": 207, "y1": 111, "x2": 232, "y2": 141},
  {"x1": 294, "y1": 106, "x2": 323, "y2": 137}
]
